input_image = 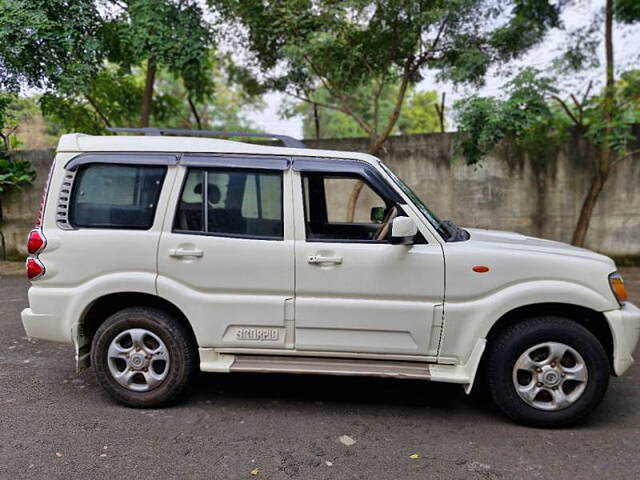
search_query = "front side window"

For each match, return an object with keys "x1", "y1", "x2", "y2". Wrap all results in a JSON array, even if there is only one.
[
  {"x1": 70, "y1": 164, "x2": 166, "y2": 229},
  {"x1": 174, "y1": 168, "x2": 284, "y2": 239},
  {"x1": 302, "y1": 172, "x2": 395, "y2": 242}
]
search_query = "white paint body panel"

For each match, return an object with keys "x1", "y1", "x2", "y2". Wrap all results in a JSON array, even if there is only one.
[
  {"x1": 20, "y1": 133, "x2": 640, "y2": 389},
  {"x1": 293, "y1": 241, "x2": 444, "y2": 355}
]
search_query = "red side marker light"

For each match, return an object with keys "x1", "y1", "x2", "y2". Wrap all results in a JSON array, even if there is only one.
[{"x1": 472, "y1": 266, "x2": 490, "y2": 273}]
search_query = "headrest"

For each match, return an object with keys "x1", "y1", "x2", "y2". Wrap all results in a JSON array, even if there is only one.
[{"x1": 194, "y1": 183, "x2": 221, "y2": 204}]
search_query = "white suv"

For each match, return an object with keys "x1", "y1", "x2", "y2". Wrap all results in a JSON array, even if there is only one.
[{"x1": 21, "y1": 129, "x2": 640, "y2": 427}]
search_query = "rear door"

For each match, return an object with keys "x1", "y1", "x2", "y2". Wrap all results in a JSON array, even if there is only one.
[
  {"x1": 292, "y1": 159, "x2": 445, "y2": 357},
  {"x1": 157, "y1": 155, "x2": 295, "y2": 350}
]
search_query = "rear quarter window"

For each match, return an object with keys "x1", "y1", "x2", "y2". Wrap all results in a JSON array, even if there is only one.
[{"x1": 69, "y1": 164, "x2": 166, "y2": 229}]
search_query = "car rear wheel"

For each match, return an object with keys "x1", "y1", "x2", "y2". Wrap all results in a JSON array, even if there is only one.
[
  {"x1": 485, "y1": 316, "x2": 610, "y2": 427},
  {"x1": 91, "y1": 307, "x2": 196, "y2": 407}
]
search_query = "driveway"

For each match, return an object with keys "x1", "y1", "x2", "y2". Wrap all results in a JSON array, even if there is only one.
[{"x1": 1, "y1": 266, "x2": 639, "y2": 479}]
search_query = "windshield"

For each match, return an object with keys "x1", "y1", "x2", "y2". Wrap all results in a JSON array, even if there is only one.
[{"x1": 378, "y1": 162, "x2": 450, "y2": 239}]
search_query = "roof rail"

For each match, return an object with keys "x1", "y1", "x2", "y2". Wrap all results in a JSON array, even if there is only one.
[{"x1": 106, "y1": 127, "x2": 306, "y2": 149}]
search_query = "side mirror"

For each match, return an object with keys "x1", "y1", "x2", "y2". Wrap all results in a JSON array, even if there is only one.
[
  {"x1": 390, "y1": 216, "x2": 417, "y2": 245},
  {"x1": 370, "y1": 206, "x2": 386, "y2": 223}
]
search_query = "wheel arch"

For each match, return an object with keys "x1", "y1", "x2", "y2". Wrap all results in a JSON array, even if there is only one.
[
  {"x1": 484, "y1": 303, "x2": 614, "y2": 374},
  {"x1": 77, "y1": 292, "x2": 198, "y2": 368}
]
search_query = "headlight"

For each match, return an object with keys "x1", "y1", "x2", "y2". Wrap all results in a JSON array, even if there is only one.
[{"x1": 609, "y1": 272, "x2": 628, "y2": 305}]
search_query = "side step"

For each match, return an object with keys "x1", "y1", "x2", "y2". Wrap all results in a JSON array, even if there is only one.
[{"x1": 228, "y1": 355, "x2": 431, "y2": 380}]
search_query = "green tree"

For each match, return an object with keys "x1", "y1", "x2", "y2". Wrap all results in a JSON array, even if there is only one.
[
  {"x1": 151, "y1": 61, "x2": 266, "y2": 131},
  {"x1": 38, "y1": 58, "x2": 264, "y2": 135},
  {"x1": 398, "y1": 90, "x2": 444, "y2": 134},
  {"x1": 0, "y1": 0, "x2": 215, "y2": 128},
  {"x1": 213, "y1": 0, "x2": 561, "y2": 155},
  {"x1": 0, "y1": 92, "x2": 36, "y2": 246},
  {"x1": 455, "y1": 0, "x2": 640, "y2": 247},
  {"x1": 104, "y1": 0, "x2": 214, "y2": 127},
  {"x1": 0, "y1": 0, "x2": 104, "y2": 93},
  {"x1": 289, "y1": 84, "x2": 443, "y2": 139}
]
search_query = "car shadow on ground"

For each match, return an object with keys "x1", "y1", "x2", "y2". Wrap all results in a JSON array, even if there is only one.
[
  {"x1": 167, "y1": 368, "x2": 634, "y2": 429},
  {"x1": 184, "y1": 369, "x2": 504, "y2": 418}
]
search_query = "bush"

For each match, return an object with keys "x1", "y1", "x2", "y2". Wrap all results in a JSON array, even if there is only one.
[{"x1": 0, "y1": 156, "x2": 36, "y2": 192}]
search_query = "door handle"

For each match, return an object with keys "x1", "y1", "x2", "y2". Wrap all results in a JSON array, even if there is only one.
[
  {"x1": 308, "y1": 255, "x2": 343, "y2": 265},
  {"x1": 169, "y1": 248, "x2": 204, "y2": 258}
]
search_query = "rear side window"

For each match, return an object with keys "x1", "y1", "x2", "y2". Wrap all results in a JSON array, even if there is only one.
[
  {"x1": 174, "y1": 167, "x2": 283, "y2": 239},
  {"x1": 69, "y1": 164, "x2": 166, "y2": 229}
]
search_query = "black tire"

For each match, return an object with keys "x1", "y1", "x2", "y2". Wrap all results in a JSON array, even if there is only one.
[
  {"x1": 485, "y1": 316, "x2": 610, "y2": 428},
  {"x1": 91, "y1": 306, "x2": 197, "y2": 408}
]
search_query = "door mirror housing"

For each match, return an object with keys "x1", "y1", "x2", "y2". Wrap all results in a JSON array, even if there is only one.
[
  {"x1": 390, "y1": 216, "x2": 417, "y2": 244},
  {"x1": 370, "y1": 206, "x2": 386, "y2": 223}
]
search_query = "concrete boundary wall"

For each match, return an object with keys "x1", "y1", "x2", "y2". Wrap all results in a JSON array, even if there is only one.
[{"x1": 1, "y1": 133, "x2": 638, "y2": 258}]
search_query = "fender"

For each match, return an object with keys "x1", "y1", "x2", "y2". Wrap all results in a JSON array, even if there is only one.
[{"x1": 438, "y1": 279, "x2": 614, "y2": 365}]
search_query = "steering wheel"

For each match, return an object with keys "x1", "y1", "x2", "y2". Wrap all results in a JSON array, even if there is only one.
[{"x1": 374, "y1": 206, "x2": 398, "y2": 241}]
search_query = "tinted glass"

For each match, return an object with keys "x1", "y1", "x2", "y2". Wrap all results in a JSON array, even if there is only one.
[
  {"x1": 323, "y1": 176, "x2": 386, "y2": 223},
  {"x1": 174, "y1": 168, "x2": 283, "y2": 239},
  {"x1": 70, "y1": 164, "x2": 166, "y2": 229},
  {"x1": 302, "y1": 172, "x2": 390, "y2": 242}
]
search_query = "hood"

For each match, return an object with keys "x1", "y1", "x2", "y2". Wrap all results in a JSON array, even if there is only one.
[{"x1": 464, "y1": 228, "x2": 615, "y2": 267}]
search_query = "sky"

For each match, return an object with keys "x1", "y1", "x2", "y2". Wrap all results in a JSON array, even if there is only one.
[{"x1": 249, "y1": 0, "x2": 640, "y2": 138}]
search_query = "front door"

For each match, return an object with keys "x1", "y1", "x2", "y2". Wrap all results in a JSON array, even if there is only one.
[
  {"x1": 157, "y1": 157, "x2": 295, "y2": 350},
  {"x1": 292, "y1": 161, "x2": 445, "y2": 357}
]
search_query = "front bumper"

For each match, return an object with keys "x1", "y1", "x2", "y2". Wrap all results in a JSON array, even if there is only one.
[{"x1": 604, "y1": 302, "x2": 640, "y2": 376}]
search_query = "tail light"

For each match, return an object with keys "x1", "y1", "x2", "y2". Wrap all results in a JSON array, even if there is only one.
[
  {"x1": 26, "y1": 229, "x2": 47, "y2": 280},
  {"x1": 26, "y1": 257, "x2": 45, "y2": 279},
  {"x1": 27, "y1": 229, "x2": 46, "y2": 255}
]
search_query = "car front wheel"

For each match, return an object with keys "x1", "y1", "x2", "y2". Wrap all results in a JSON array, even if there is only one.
[{"x1": 485, "y1": 316, "x2": 610, "y2": 427}]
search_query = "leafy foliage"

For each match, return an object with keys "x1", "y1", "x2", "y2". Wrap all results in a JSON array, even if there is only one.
[
  {"x1": 288, "y1": 84, "x2": 442, "y2": 139},
  {"x1": 213, "y1": 0, "x2": 561, "y2": 153},
  {"x1": 0, "y1": 0, "x2": 216, "y2": 128},
  {"x1": 0, "y1": 0, "x2": 104, "y2": 93},
  {"x1": 615, "y1": 0, "x2": 640, "y2": 23},
  {"x1": 398, "y1": 90, "x2": 444, "y2": 135},
  {"x1": 0, "y1": 157, "x2": 36, "y2": 193},
  {"x1": 456, "y1": 67, "x2": 640, "y2": 166},
  {"x1": 454, "y1": 68, "x2": 560, "y2": 164},
  {"x1": 0, "y1": 92, "x2": 36, "y2": 192},
  {"x1": 103, "y1": 0, "x2": 215, "y2": 100},
  {"x1": 38, "y1": 58, "x2": 262, "y2": 135}
]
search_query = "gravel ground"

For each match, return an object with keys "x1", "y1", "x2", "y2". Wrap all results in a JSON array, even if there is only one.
[{"x1": 0, "y1": 266, "x2": 639, "y2": 480}]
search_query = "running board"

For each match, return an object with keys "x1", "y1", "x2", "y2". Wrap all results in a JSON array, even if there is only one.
[
  {"x1": 198, "y1": 339, "x2": 487, "y2": 392},
  {"x1": 227, "y1": 355, "x2": 431, "y2": 380}
]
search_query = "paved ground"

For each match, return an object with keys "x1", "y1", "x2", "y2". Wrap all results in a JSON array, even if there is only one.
[{"x1": 1, "y1": 266, "x2": 639, "y2": 480}]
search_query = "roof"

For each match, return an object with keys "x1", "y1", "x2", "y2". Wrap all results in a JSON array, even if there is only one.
[{"x1": 56, "y1": 133, "x2": 379, "y2": 164}]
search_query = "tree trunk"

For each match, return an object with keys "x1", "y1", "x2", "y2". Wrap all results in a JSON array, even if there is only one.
[
  {"x1": 187, "y1": 96, "x2": 202, "y2": 130},
  {"x1": 345, "y1": 132, "x2": 381, "y2": 221},
  {"x1": 85, "y1": 95, "x2": 112, "y2": 128},
  {"x1": 313, "y1": 103, "x2": 320, "y2": 139},
  {"x1": 345, "y1": 64, "x2": 413, "y2": 222},
  {"x1": 571, "y1": 171, "x2": 608, "y2": 247},
  {"x1": 571, "y1": 0, "x2": 616, "y2": 247},
  {"x1": 140, "y1": 58, "x2": 157, "y2": 128},
  {"x1": 0, "y1": 196, "x2": 5, "y2": 260}
]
